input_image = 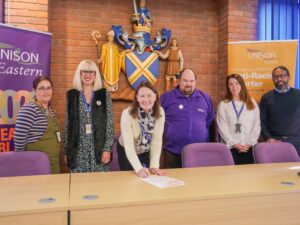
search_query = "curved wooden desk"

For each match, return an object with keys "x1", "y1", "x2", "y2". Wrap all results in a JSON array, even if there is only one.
[{"x1": 69, "y1": 163, "x2": 300, "y2": 225}]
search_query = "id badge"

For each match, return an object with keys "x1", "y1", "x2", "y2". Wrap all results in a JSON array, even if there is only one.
[
  {"x1": 56, "y1": 131, "x2": 61, "y2": 142},
  {"x1": 86, "y1": 124, "x2": 92, "y2": 134}
]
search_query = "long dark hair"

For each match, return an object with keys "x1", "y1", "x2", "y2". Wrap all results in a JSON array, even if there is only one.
[
  {"x1": 224, "y1": 74, "x2": 254, "y2": 110},
  {"x1": 130, "y1": 81, "x2": 161, "y2": 118}
]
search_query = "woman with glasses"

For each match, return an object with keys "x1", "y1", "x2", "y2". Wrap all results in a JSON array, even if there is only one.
[
  {"x1": 216, "y1": 74, "x2": 260, "y2": 164},
  {"x1": 118, "y1": 81, "x2": 165, "y2": 178},
  {"x1": 64, "y1": 59, "x2": 114, "y2": 173},
  {"x1": 14, "y1": 76, "x2": 61, "y2": 173}
]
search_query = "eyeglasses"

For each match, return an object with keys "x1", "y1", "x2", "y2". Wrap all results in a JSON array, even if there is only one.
[
  {"x1": 37, "y1": 86, "x2": 53, "y2": 92},
  {"x1": 273, "y1": 74, "x2": 288, "y2": 80},
  {"x1": 81, "y1": 70, "x2": 95, "y2": 75}
]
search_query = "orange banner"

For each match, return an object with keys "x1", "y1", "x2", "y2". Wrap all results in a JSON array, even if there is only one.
[{"x1": 228, "y1": 40, "x2": 298, "y2": 102}]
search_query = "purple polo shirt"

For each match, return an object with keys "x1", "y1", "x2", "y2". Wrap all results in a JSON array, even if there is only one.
[{"x1": 160, "y1": 87, "x2": 215, "y2": 155}]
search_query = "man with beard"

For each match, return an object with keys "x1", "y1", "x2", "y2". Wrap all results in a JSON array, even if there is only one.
[
  {"x1": 260, "y1": 66, "x2": 300, "y2": 156},
  {"x1": 160, "y1": 68, "x2": 214, "y2": 168}
]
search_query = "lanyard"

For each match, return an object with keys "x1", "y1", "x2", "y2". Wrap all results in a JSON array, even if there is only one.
[
  {"x1": 81, "y1": 91, "x2": 94, "y2": 114},
  {"x1": 35, "y1": 101, "x2": 59, "y2": 132},
  {"x1": 231, "y1": 101, "x2": 244, "y2": 121}
]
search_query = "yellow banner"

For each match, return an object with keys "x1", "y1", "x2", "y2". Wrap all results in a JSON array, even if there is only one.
[{"x1": 228, "y1": 40, "x2": 298, "y2": 102}]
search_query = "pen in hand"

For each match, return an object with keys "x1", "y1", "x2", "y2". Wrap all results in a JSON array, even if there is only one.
[{"x1": 137, "y1": 163, "x2": 150, "y2": 178}]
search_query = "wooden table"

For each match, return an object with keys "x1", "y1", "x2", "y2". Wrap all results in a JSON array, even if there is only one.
[
  {"x1": 69, "y1": 163, "x2": 300, "y2": 225},
  {"x1": 0, "y1": 174, "x2": 70, "y2": 225}
]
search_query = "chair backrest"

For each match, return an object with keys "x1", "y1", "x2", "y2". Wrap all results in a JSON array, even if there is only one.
[
  {"x1": 0, "y1": 151, "x2": 51, "y2": 177},
  {"x1": 109, "y1": 134, "x2": 120, "y2": 171},
  {"x1": 182, "y1": 143, "x2": 234, "y2": 168},
  {"x1": 254, "y1": 142, "x2": 300, "y2": 163}
]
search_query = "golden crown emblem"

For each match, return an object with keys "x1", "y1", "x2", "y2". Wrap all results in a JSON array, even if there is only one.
[{"x1": 133, "y1": 24, "x2": 151, "y2": 33}]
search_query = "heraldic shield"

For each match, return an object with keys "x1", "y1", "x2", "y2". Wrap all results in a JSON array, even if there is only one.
[{"x1": 125, "y1": 51, "x2": 158, "y2": 90}]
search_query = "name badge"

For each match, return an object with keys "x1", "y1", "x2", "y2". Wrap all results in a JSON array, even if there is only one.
[
  {"x1": 86, "y1": 124, "x2": 92, "y2": 134},
  {"x1": 56, "y1": 131, "x2": 61, "y2": 142}
]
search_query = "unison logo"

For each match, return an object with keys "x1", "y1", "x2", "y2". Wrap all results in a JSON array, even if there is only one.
[
  {"x1": 0, "y1": 43, "x2": 39, "y2": 65},
  {"x1": 0, "y1": 43, "x2": 43, "y2": 76},
  {"x1": 247, "y1": 48, "x2": 277, "y2": 60}
]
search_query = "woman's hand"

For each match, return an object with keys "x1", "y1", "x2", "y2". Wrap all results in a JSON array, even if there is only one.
[
  {"x1": 101, "y1": 151, "x2": 111, "y2": 164},
  {"x1": 150, "y1": 168, "x2": 166, "y2": 176},
  {"x1": 137, "y1": 167, "x2": 150, "y2": 178},
  {"x1": 244, "y1": 144, "x2": 252, "y2": 151},
  {"x1": 233, "y1": 143, "x2": 248, "y2": 153}
]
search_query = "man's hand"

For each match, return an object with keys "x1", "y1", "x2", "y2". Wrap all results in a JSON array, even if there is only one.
[{"x1": 267, "y1": 138, "x2": 280, "y2": 142}]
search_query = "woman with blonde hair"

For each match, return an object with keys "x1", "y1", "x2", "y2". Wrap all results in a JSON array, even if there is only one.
[
  {"x1": 64, "y1": 59, "x2": 114, "y2": 172},
  {"x1": 217, "y1": 74, "x2": 260, "y2": 164}
]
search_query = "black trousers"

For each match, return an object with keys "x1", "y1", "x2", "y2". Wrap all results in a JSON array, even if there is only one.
[
  {"x1": 230, "y1": 147, "x2": 254, "y2": 165},
  {"x1": 164, "y1": 150, "x2": 182, "y2": 168},
  {"x1": 117, "y1": 142, "x2": 150, "y2": 171}
]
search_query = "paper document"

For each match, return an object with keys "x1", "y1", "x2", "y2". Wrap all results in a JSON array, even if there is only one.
[{"x1": 141, "y1": 175, "x2": 185, "y2": 188}]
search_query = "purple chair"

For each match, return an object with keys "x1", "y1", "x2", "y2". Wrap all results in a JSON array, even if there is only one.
[
  {"x1": 254, "y1": 142, "x2": 300, "y2": 163},
  {"x1": 0, "y1": 151, "x2": 51, "y2": 177},
  {"x1": 109, "y1": 134, "x2": 120, "y2": 171},
  {"x1": 182, "y1": 143, "x2": 235, "y2": 168}
]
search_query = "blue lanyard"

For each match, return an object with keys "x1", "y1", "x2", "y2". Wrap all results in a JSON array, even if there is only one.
[
  {"x1": 232, "y1": 101, "x2": 244, "y2": 120},
  {"x1": 81, "y1": 92, "x2": 94, "y2": 114}
]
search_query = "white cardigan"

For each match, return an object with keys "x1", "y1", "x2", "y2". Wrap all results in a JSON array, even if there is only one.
[{"x1": 119, "y1": 106, "x2": 165, "y2": 172}]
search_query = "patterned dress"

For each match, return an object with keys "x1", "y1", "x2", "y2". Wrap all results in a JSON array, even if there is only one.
[{"x1": 65, "y1": 91, "x2": 114, "y2": 173}]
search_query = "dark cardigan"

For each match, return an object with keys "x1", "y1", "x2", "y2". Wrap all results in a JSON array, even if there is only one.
[{"x1": 65, "y1": 88, "x2": 107, "y2": 169}]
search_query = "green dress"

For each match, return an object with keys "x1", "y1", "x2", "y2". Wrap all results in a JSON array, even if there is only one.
[{"x1": 26, "y1": 113, "x2": 61, "y2": 174}]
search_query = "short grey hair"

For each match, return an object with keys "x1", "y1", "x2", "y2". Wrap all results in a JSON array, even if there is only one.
[{"x1": 72, "y1": 59, "x2": 103, "y2": 91}]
